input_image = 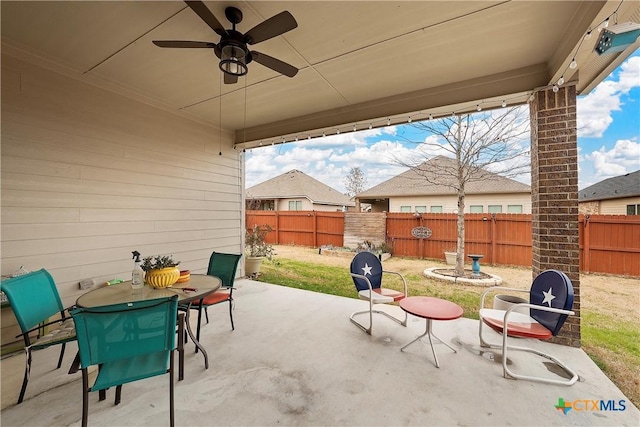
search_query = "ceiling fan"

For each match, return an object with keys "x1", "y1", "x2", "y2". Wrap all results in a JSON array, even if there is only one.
[{"x1": 153, "y1": 0, "x2": 298, "y2": 84}]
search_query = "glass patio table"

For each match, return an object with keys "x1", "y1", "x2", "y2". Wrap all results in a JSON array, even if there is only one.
[{"x1": 76, "y1": 274, "x2": 221, "y2": 380}]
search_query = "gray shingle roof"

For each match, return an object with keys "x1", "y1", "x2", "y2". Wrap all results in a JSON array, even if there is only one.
[
  {"x1": 246, "y1": 170, "x2": 355, "y2": 207},
  {"x1": 579, "y1": 170, "x2": 640, "y2": 202},
  {"x1": 357, "y1": 155, "x2": 531, "y2": 197}
]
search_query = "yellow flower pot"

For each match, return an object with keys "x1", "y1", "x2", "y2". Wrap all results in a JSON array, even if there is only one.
[{"x1": 145, "y1": 267, "x2": 180, "y2": 288}]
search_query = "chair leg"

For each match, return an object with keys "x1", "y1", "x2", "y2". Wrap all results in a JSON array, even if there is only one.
[
  {"x1": 478, "y1": 315, "x2": 578, "y2": 386},
  {"x1": 204, "y1": 307, "x2": 209, "y2": 324},
  {"x1": 229, "y1": 298, "x2": 234, "y2": 331},
  {"x1": 350, "y1": 310, "x2": 373, "y2": 335},
  {"x1": 169, "y1": 351, "x2": 175, "y2": 427},
  {"x1": 17, "y1": 347, "x2": 32, "y2": 404},
  {"x1": 177, "y1": 313, "x2": 185, "y2": 381},
  {"x1": 350, "y1": 302, "x2": 406, "y2": 336},
  {"x1": 501, "y1": 333, "x2": 579, "y2": 386},
  {"x1": 195, "y1": 303, "x2": 204, "y2": 354},
  {"x1": 478, "y1": 318, "x2": 492, "y2": 348},
  {"x1": 81, "y1": 369, "x2": 89, "y2": 427},
  {"x1": 56, "y1": 343, "x2": 66, "y2": 369},
  {"x1": 115, "y1": 385, "x2": 122, "y2": 405}
]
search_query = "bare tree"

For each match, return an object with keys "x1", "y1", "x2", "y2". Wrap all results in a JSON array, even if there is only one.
[
  {"x1": 398, "y1": 107, "x2": 530, "y2": 275},
  {"x1": 343, "y1": 167, "x2": 368, "y2": 198}
]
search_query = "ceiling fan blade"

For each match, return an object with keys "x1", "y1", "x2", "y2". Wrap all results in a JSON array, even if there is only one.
[
  {"x1": 251, "y1": 51, "x2": 298, "y2": 77},
  {"x1": 224, "y1": 73, "x2": 238, "y2": 84},
  {"x1": 153, "y1": 40, "x2": 216, "y2": 48},
  {"x1": 184, "y1": 0, "x2": 227, "y2": 36},
  {"x1": 244, "y1": 11, "x2": 297, "y2": 44}
]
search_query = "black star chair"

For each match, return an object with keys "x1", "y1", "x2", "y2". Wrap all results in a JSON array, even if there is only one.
[
  {"x1": 478, "y1": 269, "x2": 578, "y2": 385},
  {"x1": 349, "y1": 251, "x2": 407, "y2": 335}
]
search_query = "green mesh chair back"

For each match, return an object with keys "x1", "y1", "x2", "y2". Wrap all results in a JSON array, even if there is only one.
[
  {"x1": 1, "y1": 269, "x2": 66, "y2": 335},
  {"x1": 207, "y1": 252, "x2": 242, "y2": 287},
  {"x1": 71, "y1": 296, "x2": 178, "y2": 427},
  {"x1": 71, "y1": 295, "x2": 178, "y2": 390},
  {"x1": 0, "y1": 269, "x2": 77, "y2": 404}
]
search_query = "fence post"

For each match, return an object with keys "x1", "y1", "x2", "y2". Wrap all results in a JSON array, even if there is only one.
[
  {"x1": 490, "y1": 213, "x2": 496, "y2": 264},
  {"x1": 418, "y1": 215, "x2": 424, "y2": 259},
  {"x1": 313, "y1": 211, "x2": 318, "y2": 247},
  {"x1": 583, "y1": 214, "x2": 590, "y2": 273},
  {"x1": 275, "y1": 211, "x2": 280, "y2": 244}
]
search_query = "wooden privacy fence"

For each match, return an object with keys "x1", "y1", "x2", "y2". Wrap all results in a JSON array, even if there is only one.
[
  {"x1": 246, "y1": 210, "x2": 345, "y2": 248},
  {"x1": 246, "y1": 211, "x2": 640, "y2": 276},
  {"x1": 579, "y1": 214, "x2": 640, "y2": 277},
  {"x1": 386, "y1": 213, "x2": 534, "y2": 267}
]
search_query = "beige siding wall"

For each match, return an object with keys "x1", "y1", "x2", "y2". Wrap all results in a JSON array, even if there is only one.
[
  {"x1": 389, "y1": 193, "x2": 531, "y2": 213},
  {"x1": 1, "y1": 54, "x2": 243, "y2": 308},
  {"x1": 600, "y1": 197, "x2": 640, "y2": 215},
  {"x1": 276, "y1": 198, "x2": 312, "y2": 211}
]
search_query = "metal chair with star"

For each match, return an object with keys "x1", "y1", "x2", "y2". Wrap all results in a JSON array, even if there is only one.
[
  {"x1": 478, "y1": 269, "x2": 578, "y2": 385},
  {"x1": 349, "y1": 251, "x2": 407, "y2": 335}
]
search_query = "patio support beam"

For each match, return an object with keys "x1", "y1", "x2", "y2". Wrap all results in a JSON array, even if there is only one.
[{"x1": 530, "y1": 82, "x2": 581, "y2": 347}]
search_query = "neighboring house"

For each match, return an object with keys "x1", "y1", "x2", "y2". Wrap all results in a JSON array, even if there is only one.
[
  {"x1": 356, "y1": 156, "x2": 532, "y2": 213},
  {"x1": 246, "y1": 169, "x2": 355, "y2": 212},
  {"x1": 579, "y1": 170, "x2": 640, "y2": 215}
]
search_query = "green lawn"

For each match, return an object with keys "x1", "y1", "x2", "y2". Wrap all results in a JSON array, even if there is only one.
[{"x1": 257, "y1": 257, "x2": 640, "y2": 409}]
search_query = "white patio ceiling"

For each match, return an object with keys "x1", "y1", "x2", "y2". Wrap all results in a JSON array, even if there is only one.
[{"x1": 2, "y1": 1, "x2": 639, "y2": 149}]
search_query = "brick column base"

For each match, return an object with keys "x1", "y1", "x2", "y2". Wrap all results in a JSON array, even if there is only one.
[{"x1": 530, "y1": 84, "x2": 581, "y2": 347}]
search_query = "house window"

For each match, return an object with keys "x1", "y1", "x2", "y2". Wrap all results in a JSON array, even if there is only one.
[
  {"x1": 488, "y1": 205, "x2": 502, "y2": 213},
  {"x1": 627, "y1": 204, "x2": 640, "y2": 215},
  {"x1": 261, "y1": 200, "x2": 275, "y2": 211},
  {"x1": 400, "y1": 206, "x2": 411, "y2": 213},
  {"x1": 415, "y1": 206, "x2": 427, "y2": 213},
  {"x1": 288, "y1": 201, "x2": 302, "y2": 211},
  {"x1": 507, "y1": 205, "x2": 523, "y2": 213},
  {"x1": 470, "y1": 205, "x2": 483, "y2": 213},
  {"x1": 430, "y1": 206, "x2": 443, "y2": 213}
]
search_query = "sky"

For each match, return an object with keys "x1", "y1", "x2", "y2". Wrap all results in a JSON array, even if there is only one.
[{"x1": 245, "y1": 49, "x2": 640, "y2": 193}]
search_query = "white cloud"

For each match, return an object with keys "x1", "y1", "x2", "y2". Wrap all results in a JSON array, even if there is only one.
[
  {"x1": 577, "y1": 55, "x2": 640, "y2": 138},
  {"x1": 584, "y1": 138, "x2": 640, "y2": 179},
  {"x1": 246, "y1": 57, "x2": 638, "y2": 194}
]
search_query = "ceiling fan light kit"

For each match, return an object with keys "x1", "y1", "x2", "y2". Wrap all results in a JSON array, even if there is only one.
[
  {"x1": 220, "y1": 43, "x2": 248, "y2": 76},
  {"x1": 153, "y1": 1, "x2": 298, "y2": 83}
]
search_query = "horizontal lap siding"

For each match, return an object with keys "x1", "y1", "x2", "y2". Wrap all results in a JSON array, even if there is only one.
[{"x1": 1, "y1": 55, "x2": 243, "y2": 309}]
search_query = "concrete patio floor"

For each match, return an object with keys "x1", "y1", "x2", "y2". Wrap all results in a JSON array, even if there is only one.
[{"x1": 1, "y1": 279, "x2": 638, "y2": 426}]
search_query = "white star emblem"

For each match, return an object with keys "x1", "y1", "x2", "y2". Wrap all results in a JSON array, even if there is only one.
[
  {"x1": 542, "y1": 287, "x2": 556, "y2": 307},
  {"x1": 362, "y1": 263, "x2": 372, "y2": 276}
]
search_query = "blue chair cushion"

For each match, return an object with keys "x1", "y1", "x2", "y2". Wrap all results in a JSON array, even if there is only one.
[
  {"x1": 350, "y1": 252, "x2": 383, "y2": 291},
  {"x1": 529, "y1": 270, "x2": 574, "y2": 336}
]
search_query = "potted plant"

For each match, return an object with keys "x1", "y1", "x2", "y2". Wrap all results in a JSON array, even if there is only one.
[
  {"x1": 245, "y1": 224, "x2": 274, "y2": 277},
  {"x1": 141, "y1": 254, "x2": 181, "y2": 288}
]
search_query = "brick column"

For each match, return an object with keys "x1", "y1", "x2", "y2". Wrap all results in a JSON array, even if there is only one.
[{"x1": 530, "y1": 84, "x2": 581, "y2": 347}]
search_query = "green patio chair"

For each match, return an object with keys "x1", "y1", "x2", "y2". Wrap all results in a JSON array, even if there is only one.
[
  {"x1": 70, "y1": 296, "x2": 178, "y2": 427},
  {"x1": 182, "y1": 252, "x2": 242, "y2": 351},
  {"x1": 0, "y1": 269, "x2": 77, "y2": 404}
]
